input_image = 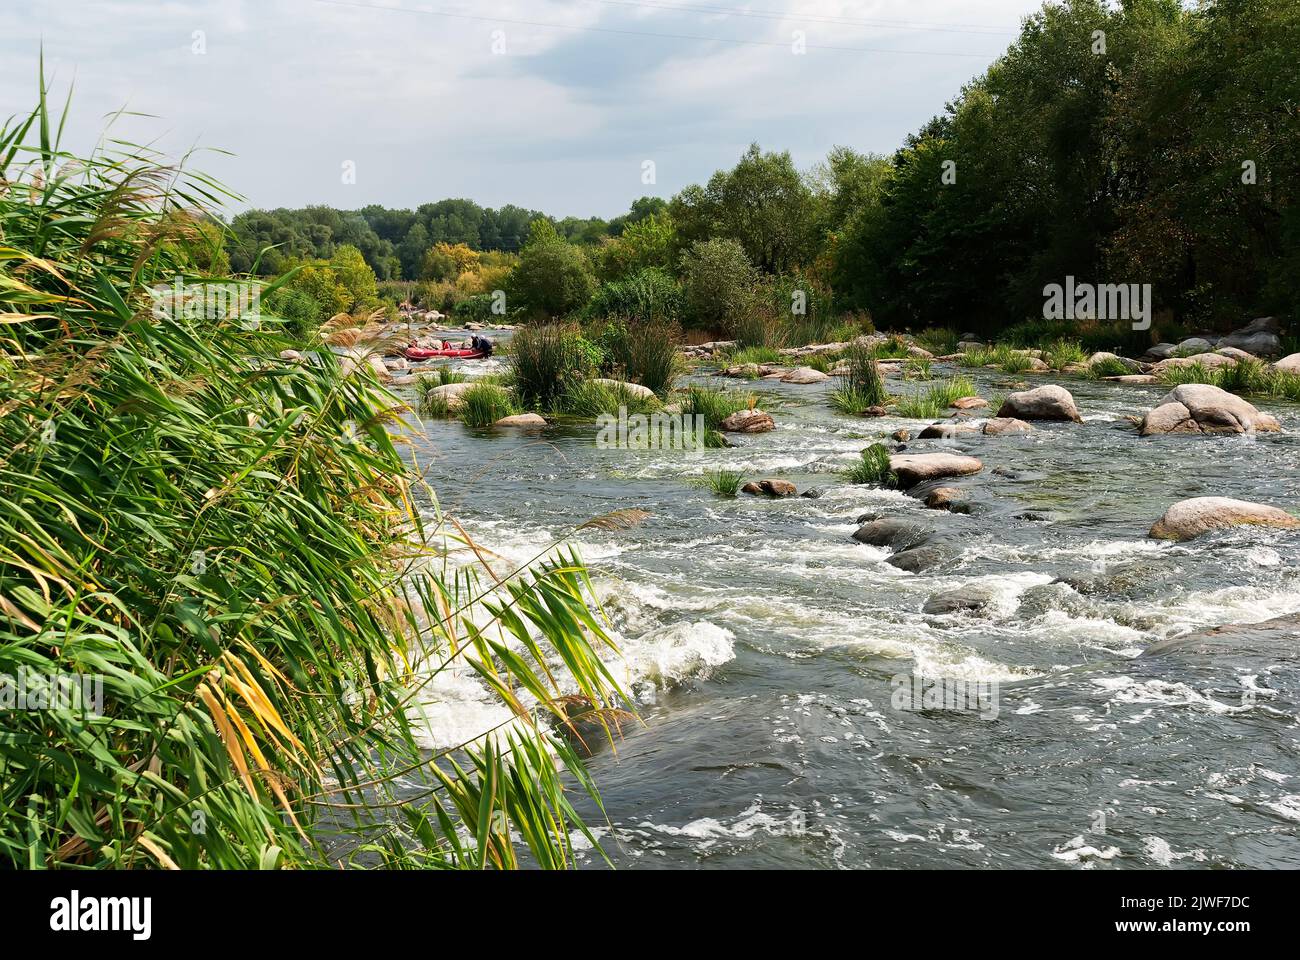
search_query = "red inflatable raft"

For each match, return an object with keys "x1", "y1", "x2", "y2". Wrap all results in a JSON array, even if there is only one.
[{"x1": 403, "y1": 346, "x2": 488, "y2": 360}]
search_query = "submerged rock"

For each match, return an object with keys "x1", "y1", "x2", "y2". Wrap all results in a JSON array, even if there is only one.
[
  {"x1": 923, "y1": 486, "x2": 968, "y2": 512},
  {"x1": 851, "y1": 518, "x2": 931, "y2": 550},
  {"x1": 1149, "y1": 496, "x2": 1300, "y2": 541},
  {"x1": 1141, "y1": 612, "x2": 1300, "y2": 658},
  {"x1": 800, "y1": 488, "x2": 824, "y2": 499},
  {"x1": 923, "y1": 584, "x2": 999, "y2": 615},
  {"x1": 888, "y1": 453, "x2": 983, "y2": 488},
  {"x1": 720, "y1": 409, "x2": 774, "y2": 433},
  {"x1": 996, "y1": 385, "x2": 1083, "y2": 423},
  {"x1": 1139, "y1": 383, "x2": 1281, "y2": 435}
]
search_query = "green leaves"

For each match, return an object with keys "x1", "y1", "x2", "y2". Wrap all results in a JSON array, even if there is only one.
[{"x1": 1, "y1": 81, "x2": 627, "y2": 870}]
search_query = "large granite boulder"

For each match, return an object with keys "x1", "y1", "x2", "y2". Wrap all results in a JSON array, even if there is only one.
[
  {"x1": 1139, "y1": 384, "x2": 1280, "y2": 435},
  {"x1": 1149, "y1": 497, "x2": 1300, "y2": 541},
  {"x1": 996, "y1": 385, "x2": 1083, "y2": 423},
  {"x1": 888, "y1": 453, "x2": 983, "y2": 488}
]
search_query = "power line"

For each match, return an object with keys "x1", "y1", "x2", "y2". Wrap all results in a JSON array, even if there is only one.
[
  {"x1": 580, "y1": 0, "x2": 1016, "y2": 37},
  {"x1": 312, "y1": 0, "x2": 1003, "y2": 58}
]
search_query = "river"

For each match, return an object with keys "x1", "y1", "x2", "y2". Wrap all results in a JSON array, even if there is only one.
[{"x1": 397, "y1": 338, "x2": 1300, "y2": 869}]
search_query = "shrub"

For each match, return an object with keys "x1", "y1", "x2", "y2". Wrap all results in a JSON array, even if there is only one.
[
  {"x1": 509, "y1": 324, "x2": 599, "y2": 408},
  {"x1": 459, "y1": 383, "x2": 519, "y2": 427},
  {"x1": 844, "y1": 443, "x2": 896, "y2": 486},
  {"x1": 997, "y1": 349, "x2": 1035, "y2": 374},
  {"x1": 1087, "y1": 356, "x2": 1132, "y2": 378},
  {"x1": 558, "y1": 379, "x2": 659, "y2": 419},
  {"x1": 1043, "y1": 338, "x2": 1087, "y2": 371},
  {"x1": 507, "y1": 240, "x2": 596, "y2": 318},
  {"x1": 704, "y1": 469, "x2": 743, "y2": 497},
  {"x1": 915, "y1": 327, "x2": 959, "y2": 355},
  {"x1": 681, "y1": 386, "x2": 755, "y2": 447},
  {"x1": 831, "y1": 341, "x2": 888, "y2": 414},
  {"x1": 726, "y1": 345, "x2": 783, "y2": 366},
  {"x1": 1158, "y1": 360, "x2": 1219, "y2": 386},
  {"x1": 679, "y1": 237, "x2": 761, "y2": 334},
  {"x1": 585, "y1": 267, "x2": 683, "y2": 323},
  {"x1": 0, "y1": 87, "x2": 622, "y2": 869},
  {"x1": 595, "y1": 317, "x2": 681, "y2": 395}
]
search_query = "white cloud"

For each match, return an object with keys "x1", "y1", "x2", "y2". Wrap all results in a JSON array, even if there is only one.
[{"x1": 1, "y1": 0, "x2": 1046, "y2": 216}]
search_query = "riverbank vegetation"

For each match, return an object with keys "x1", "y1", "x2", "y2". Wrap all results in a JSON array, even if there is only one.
[
  {"x1": 0, "y1": 81, "x2": 629, "y2": 869},
  {"x1": 216, "y1": 0, "x2": 1296, "y2": 355}
]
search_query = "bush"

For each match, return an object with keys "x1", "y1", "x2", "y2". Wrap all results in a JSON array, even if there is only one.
[
  {"x1": 459, "y1": 383, "x2": 519, "y2": 427},
  {"x1": 831, "y1": 341, "x2": 888, "y2": 414},
  {"x1": 595, "y1": 317, "x2": 681, "y2": 396},
  {"x1": 1043, "y1": 338, "x2": 1087, "y2": 370},
  {"x1": 844, "y1": 443, "x2": 896, "y2": 486},
  {"x1": 558, "y1": 379, "x2": 660, "y2": 419},
  {"x1": 1087, "y1": 356, "x2": 1132, "y2": 378},
  {"x1": 704, "y1": 469, "x2": 743, "y2": 497},
  {"x1": 915, "y1": 327, "x2": 959, "y2": 355},
  {"x1": 0, "y1": 87, "x2": 622, "y2": 869},
  {"x1": 509, "y1": 324, "x2": 600, "y2": 408},
  {"x1": 681, "y1": 386, "x2": 755, "y2": 447},
  {"x1": 679, "y1": 237, "x2": 761, "y2": 334},
  {"x1": 507, "y1": 240, "x2": 596, "y2": 318},
  {"x1": 585, "y1": 267, "x2": 683, "y2": 324}
]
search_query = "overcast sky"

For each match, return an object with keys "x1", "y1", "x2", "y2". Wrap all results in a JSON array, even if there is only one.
[{"x1": 6, "y1": 0, "x2": 1048, "y2": 218}]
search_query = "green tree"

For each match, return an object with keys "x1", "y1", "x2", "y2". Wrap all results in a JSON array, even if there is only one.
[
  {"x1": 671, "y1": 143, "x2": 818, "y2": 273},
  {"x1": 679, "y1": 238, "x2": 761, "y2": 333},
  {"x1": 507, "y1": 239, "x2": 596, "y2": 318}
]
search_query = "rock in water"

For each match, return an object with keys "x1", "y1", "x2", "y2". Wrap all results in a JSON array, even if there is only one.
[
  {"x1": 780, "y1": 366, "x2": 830, "y2": 384},
  {"x1": 1139, "y1": 383, "x2": 1280, "y2": 435},
  {"x1": 982, "y1": 417, "x2": 1034, "y2": 436},
  {"x1": 951, "y1": 396, "x2": 988, "y2": 410},
  {"x1": 923, "y1": 584, "x2": 999, "y2": 615},
  {"x1": 423, "y1": 381, "x2": 477, "y2": 411},
  {"x1": 720, "y1": 409, "x2": 774, "y2": 433},
  {"x1": 924, "y1": 487, "x2": 968, "y2": 512},
  {"x1": 996, "y1": 385, "x2": 1083, "y2": 422},
  {"x1": 918, "y1": 422, "x2": 979, "y2": 439},
  {"x1": 1149, "y1": 497, "x2": 1300, "y2": 541},
  {"x1": 494, "y1": 413, "x2": 547, "y2": 428},
  {"x1": 742, "y1": 479, "x2": 797, "y2": 497},
  {"x1": 888, "y1": 453, "x2": 983, "y2": 488}
]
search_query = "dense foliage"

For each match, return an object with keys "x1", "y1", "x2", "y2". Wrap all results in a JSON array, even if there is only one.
[
  {"x1": 0, "y1": 79, "x2": 626, "y2": 869},
  {"x1": 225, "y1": 0, "x2": 1296, "y2": 346}
]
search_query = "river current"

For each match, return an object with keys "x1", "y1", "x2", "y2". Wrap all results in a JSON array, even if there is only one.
[{"x1": 398, "y1": 340, "x2": 1300, "y2": 869}]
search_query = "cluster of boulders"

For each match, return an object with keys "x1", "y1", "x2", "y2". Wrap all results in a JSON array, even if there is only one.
[
  {"x1": 1144, "y1": 317, "x2": 1284, "y2": 360},
  {"x1": 1139, "y1": 383, "x2": 1280, "y2": 435}
]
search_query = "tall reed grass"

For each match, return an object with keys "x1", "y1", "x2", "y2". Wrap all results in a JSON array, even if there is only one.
[{"x1": 0, "y1": 74, "x2": 626, "y2": 870}]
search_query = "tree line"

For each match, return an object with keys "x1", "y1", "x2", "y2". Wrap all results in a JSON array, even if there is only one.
[{"x1": 234, "y1": 0, "x2": 1298, "y2": 341}]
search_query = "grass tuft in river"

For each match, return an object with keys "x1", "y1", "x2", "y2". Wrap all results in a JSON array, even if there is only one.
[{"x1": 844, "y1": 443, "x2": 897, "y2": 486}]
